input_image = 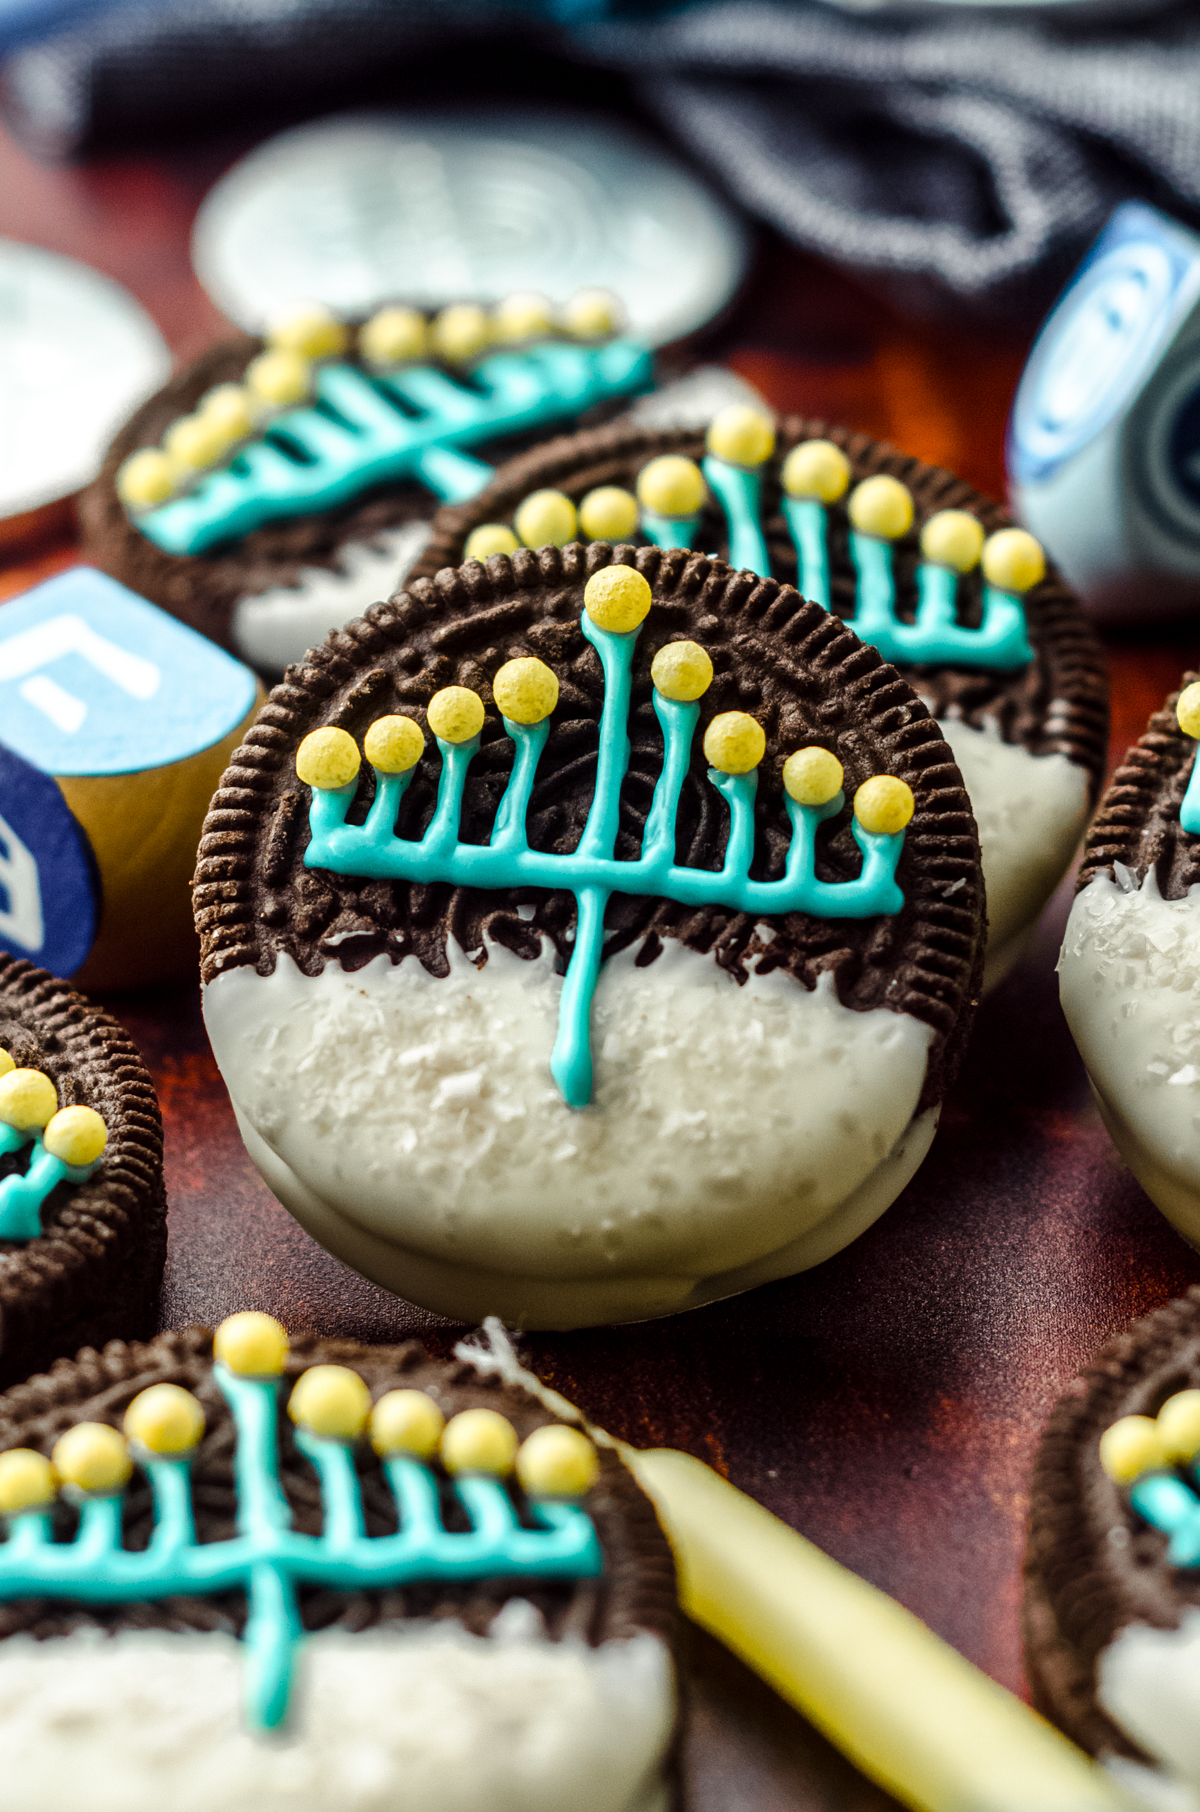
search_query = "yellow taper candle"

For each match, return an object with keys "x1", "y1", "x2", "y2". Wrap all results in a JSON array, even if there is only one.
[{"x1": 627, "y1": 1449, "x2": 1133, "y2": 1812}]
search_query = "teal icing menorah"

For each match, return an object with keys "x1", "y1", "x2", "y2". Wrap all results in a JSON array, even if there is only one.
[
  {"x1": 1174, "y1": 683, "x2": 1200, "y2": 836},
  {"x1": 1100, "y1": 1391, "x2": 1200, "y2": 1569},
  {"x1": 0, "y1": 1058, "x2": 106, "y2": 1242},
  {"x1": 473, "y1": 411, "x2": 1047, "y2": 675},
  {"x1": 0, "y1": 1312, "x2": 603, "y2": 1733},
  {"x1": 296, "y1": 566, "x2": 915, "y2": 1110},
  {"x1": 122, "y1": 330, "x2": 652, "y2": 559}
]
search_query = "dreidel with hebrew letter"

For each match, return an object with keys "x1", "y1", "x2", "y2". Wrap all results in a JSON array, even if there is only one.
[
  {"x1": 1009, "y1": 201, "x2": 1200, "y2": 622},
  {"x1": 0, "y1": 567, "x2": 260, "y2": 988}
]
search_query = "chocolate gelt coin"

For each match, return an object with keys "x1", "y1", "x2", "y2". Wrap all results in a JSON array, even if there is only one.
[
  {"x1": 0, "y1": 240, "x2": 168, "y2": 523},
  {"x1": 191, "y1": 108, "x2": 751, "y2": 349}
]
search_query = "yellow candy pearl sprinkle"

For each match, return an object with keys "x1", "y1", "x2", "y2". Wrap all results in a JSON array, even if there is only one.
[
  {"x1": 783, "y1": 746, "x2": 844, "y2": 807},
  {"x1": 1156, "y1": 1390, "x2": 1200, "y2": 1464},
  {"x1": 781, "y1": 439, "x2": 851, "y2": 503},
  {"x1": 636, "y1": 454, "x2": 706, "y2": 519},
  {"x1": 706, "y1": 404, "x2": 775, "y2": 468},
  {"x1": 43, "y1": 1106, "x2": 107, "y2": 1168},
  {"x1": 116, "y1": 448, "x2": 176, "y2": 510},
  {"x1": 516, "y1": 1425, "x2": 599, "y2": 1499},
  {"x1": 562, "y1": 288, "x2": 619, "y2": 341},
  {"x1": 214, "y1": 1311, "x2": 288, "y2": 1378},
  {"x1": 52, "y1": 1423, "x2": 132, "y2": 1495},
  {"x1": 124, "y1": 1383, "x2": 205, "y2": 1456},
  {"x1": 427, "y1": 687, "x2": 486, "y2": 745},
  {"x1": 854, "y1": 776, "x2": 915, "y2": 836},
  {"x1": 441, "y1": 1408, "x2": 519, "y2": 1476},
  {"x1": 464, "y1": 523, "x2": 520, "y2": 562},
  {"x1": 981, "y1": 527, "x2": 1045, "y2": 593},
  {"x1": 920, "y1": 510, "x2": 985, "y2": 573},
  {"x1": 432, "y1": 303, "x2": 492, "y2": 365},
  {"x1": 578, "y1": 486, "x2": 639, "y2": 543},
  {"x1": 0, "y1": 1051, "x2": 12, "y2": 1077},
  {"x1": 364, "y1": 715, "x2": 424, "y2": 774},
  {"x1": 289, "y1": 1365, "x2": 372, "y2": 1440},
  {"x1": 494, "y1": 291, "x2": 555, "y2": 344},
  {"x1": 199, "y1": 383, "x2": 254, "y2": 441},
  {"x1": 514, "y1": 489, "x2": 578, "y2": 550},
  {"x1": 359, "y1": 305, "x2": 428, "y2": 367},
  {"x1": 493, "y1": 657, "x2": 559, "y2": 725},
  {"x1": 296, "y1": 726, "x2": 361, "y2": 792},
  {"x1": 651, "y1": 640, "x2": 713, "y2": 702},
  {"x1": 245, "y1": 349, "x2": 312, "y2": 409},
  {"x1": 267, "y1": 304, "x2": 348, "y2": 361},
  {"x1": 703, "y1": 712, "x2": 766, "y2": 775},
  {"x1": 848, "y1": 475, "x2": 915, "y2": 541},
  {"x1": 1099, "y1": 1415, "x2": 1167, "y2": 1485},
  {"x1": 370, "y1": 1389, "x2": 445, "y2": 1459},
  {"x1": 1178, "y1": 682, "x2": 1200, "y2": 741},
  {"x1": 162, "y1": 412, "x2": 233, "y2": 473},
  {"x1": 0, "y1": 1068, "x2": 57, "y2": 1132},
  {"x1": 0, "y1": 1448, "x2": 56, "y2": 1515},
  {"x1": 584, "y1": 566, "x2": 652, "y2": 634}
]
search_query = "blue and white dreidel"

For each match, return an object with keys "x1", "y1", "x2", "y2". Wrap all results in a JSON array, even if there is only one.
[
  {"x1": 0, "y1": 567, "x2": 260, "y2": 990},
  {"x1": 1009, "y1": 202, "x2": 1200, "y2": 621}
]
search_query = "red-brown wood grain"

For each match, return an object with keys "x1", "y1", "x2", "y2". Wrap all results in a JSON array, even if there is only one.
[{"x1": 2, "y1": 112, "x2": 1199, "y2": 1810}]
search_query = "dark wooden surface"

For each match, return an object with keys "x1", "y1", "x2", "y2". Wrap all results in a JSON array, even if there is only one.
[{"x1": 3, "y1": 113, "x2": 1200, "y2": 1810}]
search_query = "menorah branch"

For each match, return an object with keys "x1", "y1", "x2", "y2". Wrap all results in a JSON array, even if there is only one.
[{"x1": 0, "y1": 1081, "x2": 105, "y2": 1243}]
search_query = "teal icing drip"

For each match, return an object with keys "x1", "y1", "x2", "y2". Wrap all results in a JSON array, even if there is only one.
[
  {"x1": 632, "y1": 470, "x2": 1033, "y2": 671},
  {"x1": 302, "y1": 615, "x2": 908, "y2": 1110},
  {"x1": 1129, "y1": 1471, "x2": 1200, "y2": 1568},
  {"x1": 1180, "y1": 746, "x2": 1200, "y2": 836},
  {"x1": 0, "y1": 1126, "x2": 97, "y2": 1242},
  {"x1": 0, "y1": 1361, "x2": 602, "y2": 1732},
  {"x1": 134, "y1": 339, "x2": 653, "y2": 557}
]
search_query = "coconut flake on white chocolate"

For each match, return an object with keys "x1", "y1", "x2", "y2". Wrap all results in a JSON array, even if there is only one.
[
  {"x1": 934, "y1": 716, "x2": 1089, "y2": 988},
  {"x1": 203, "y1": 934, "x2": 935, "y2": 1327},
  {"x1": 1097, "y1": 1611, "x2": 1200, "y2": 1810},
  {"x1": 0, "y1": 1617, "x2": 673, "y2": 1812},
  {"x1": 231, "y1": 521, "x2": 432, "y2": 675},
  {"x1": 1059, "y1": 869, "x2": 1200, "y2": 1247}
]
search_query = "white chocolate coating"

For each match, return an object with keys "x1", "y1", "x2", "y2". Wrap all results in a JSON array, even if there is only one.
[
  {"x1": 0, "y1": 1615, "x2": 672, "y2": 1812},
  {"x1": 1098, "y1": 1612, "x2": 1200, "y2": 1810},
  {"x1": 1059, "y1": 870, "x2": 1200, "y2": 1249},
  {"x1": 933, "y1": 717, "x2": 1090, "y2": 989},
  {"x1": 231, "y1": 522, "x2": 432, "y2": 675},
  {"x1": 204, "y1": 936, "x2": 935, "y2": 1327}
]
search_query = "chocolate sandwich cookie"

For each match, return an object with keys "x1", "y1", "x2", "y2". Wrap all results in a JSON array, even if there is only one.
[
  {"x1": 79, "y1": 296, "x2": 652, "y2": 677},
  {"x1": 0, "y1": 1312, "x2": 677, "y2": 1812},
  {"x1": 413, "y1": 408, "x2": 1108, "y2": 987},
  {"x1": 0, "y1": 956, "x2": 165, "y2": 1385},
  {"x1": 195, "y1": 540, "x2": 984, "y2": 1329},
  {"x1": 1024, "y1": 1288, "x2": 1200, "y2": 1807},
  {"x1": 1060, "y1": 676, "x2": 1200, "y2": 1253}
]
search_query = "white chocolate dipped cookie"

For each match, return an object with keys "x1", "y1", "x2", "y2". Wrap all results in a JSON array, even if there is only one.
[
  {"x1": 196, "y1": 546, "x2": 984, "y2": 1328},
  {"x1": 0, "y1": 1317, "x2": 676, "y2": 1812},
  {"x1": 414, "y1": 409, "x2": 1110, "y2": 989},
  {"x1": 1024, "y1": 1290, "x2": 1200, "y2": 1809},
  {"x1": 1061, "y1": 676, "x2": 1200, "y2": 1250}
]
